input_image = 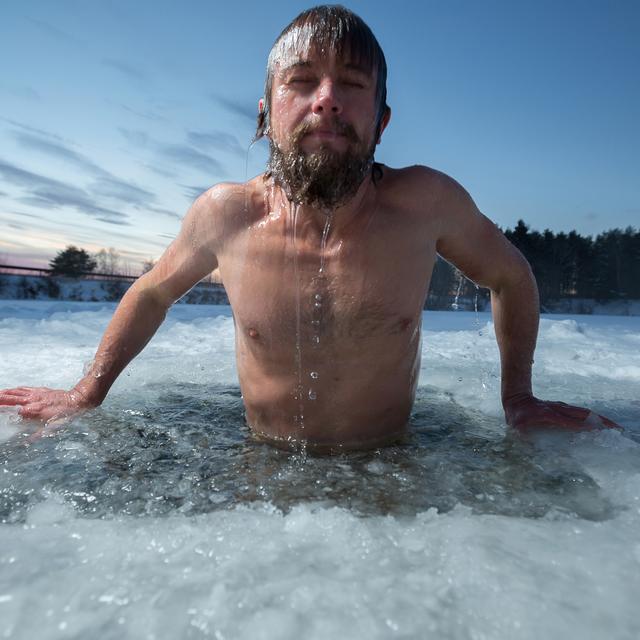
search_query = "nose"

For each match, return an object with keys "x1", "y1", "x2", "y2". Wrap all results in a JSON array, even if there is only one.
[{"x1": 311, "y1": 78, "x2": 342, "y2": 115}]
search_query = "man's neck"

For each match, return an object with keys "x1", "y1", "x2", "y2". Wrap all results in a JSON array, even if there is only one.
[{"x1": 270, "y1": 174, "x2": 374, "y2": 238}]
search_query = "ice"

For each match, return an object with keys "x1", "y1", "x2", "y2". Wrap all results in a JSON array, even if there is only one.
[{"x1": 0, "y1": 300, "x2": 639, "y2": 639}]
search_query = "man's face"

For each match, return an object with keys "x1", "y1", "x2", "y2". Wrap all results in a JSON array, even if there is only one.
[{"x1": 266, "y1": 44, "x2": 387, "y2": 209}]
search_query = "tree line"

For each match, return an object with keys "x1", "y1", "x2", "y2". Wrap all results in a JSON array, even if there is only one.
[
  {"x1": 428, "y1": 221, "x2": 639, "y2": 307},
  {"x1": 45, "y1": 224, "x2": 640, "y2": 306}
]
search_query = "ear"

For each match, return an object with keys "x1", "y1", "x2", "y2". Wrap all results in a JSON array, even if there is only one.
[
  {"x1": 376, "y1": 107, "x2": 391, "y2": 144},
  {"x1": 258, "y1": 97, "x2": 265, "y2": 113}
]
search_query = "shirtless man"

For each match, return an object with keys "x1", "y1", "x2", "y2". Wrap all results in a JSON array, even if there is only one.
[{"x1": 0, "y1": 6, "x2": 618, "y2": 451}]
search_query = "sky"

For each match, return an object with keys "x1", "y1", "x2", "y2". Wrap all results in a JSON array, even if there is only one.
[{"x1": 0, "y1": 0, "x2": 638, "y2": 271}]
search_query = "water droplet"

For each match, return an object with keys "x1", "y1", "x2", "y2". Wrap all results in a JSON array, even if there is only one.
[
  {"x1": 311, "y1": 319, "x2": 320, "y2": 326},
  {"x1": 308, "y1": 389, "x2": 317, "y2": 400},
  {"x1": 310, "y1": 371, "x2": 319, "y2": 379},
  {"x1": 312, "y1": 335, "x2": 320, "y2": 344},
  {"x1": 314, "y1": 293, "x2": 322, "y2": 301},
  {"x1": 314, "y1": 302, "x2": 322, "y2": 309}
]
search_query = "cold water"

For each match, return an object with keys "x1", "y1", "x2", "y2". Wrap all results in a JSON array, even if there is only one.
[{"x1": 0, "y1": 301, "x2": 639, "y2": 639}]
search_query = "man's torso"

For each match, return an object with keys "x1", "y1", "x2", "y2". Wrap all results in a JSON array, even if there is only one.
[{"x1": 213, "y1": 166, "x2": 443, "y2": 450}]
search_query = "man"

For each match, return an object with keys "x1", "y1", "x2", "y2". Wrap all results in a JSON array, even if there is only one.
[{"x1": 0, "y1": 6, "x2": 618, "y2": 451}]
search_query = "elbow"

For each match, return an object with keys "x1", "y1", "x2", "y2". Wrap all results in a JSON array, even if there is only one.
[
  {"x1": 491, "y1": 255, "x2": 538, "y2": 299},
  {"x1": 124, "y1": 273, "x2": 174, "y2": 312}
]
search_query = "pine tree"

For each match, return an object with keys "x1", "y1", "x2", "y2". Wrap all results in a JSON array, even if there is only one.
[{"x1": 49, "y1": 246, "x2": 97, "y2": 278}]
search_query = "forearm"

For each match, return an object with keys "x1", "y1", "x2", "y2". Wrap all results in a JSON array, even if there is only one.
[
  {"x1": 72, "y1": 279, "x2": 171, "y2": 405},
  {"x1": 491, "y1": 263, "x2": 539, "y2": 405}
]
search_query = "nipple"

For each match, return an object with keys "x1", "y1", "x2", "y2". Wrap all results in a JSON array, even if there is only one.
[{"x1": 248, "y1": 327, "x2": 260, "y2": 339}]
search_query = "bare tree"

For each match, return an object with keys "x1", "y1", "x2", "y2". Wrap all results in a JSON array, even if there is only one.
[{"x1": 94, "y1": 248, "x2": 121, "y2": 275}]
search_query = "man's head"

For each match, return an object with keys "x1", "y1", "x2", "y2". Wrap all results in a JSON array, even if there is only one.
[{"x1": 257, "y1": 5, "x2": 391, "y2": 209}]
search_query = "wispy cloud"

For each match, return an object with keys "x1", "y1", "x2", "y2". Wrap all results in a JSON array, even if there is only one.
[
  {"x1": 186, "y1": 129, "x2": 246, "y2": 157},
  {"x1": 2, "y1": 85, "x2": 41, "y2": 101},
  {"x1": 180, "y1": 184, "x2": 212, "y2": 201},
  {"x1": 89, "y1": 176, "x2": 155, "y2": 207},
  {"x1": 7, "y1": 124, "x2": 158, "y2": 211},
  {"x1": 118, "y1": 128, "x2": 150, "y2": 147},
  {"x1": 1, "y1": 117, "x2": 66, "y2": 142},
  {"x1": 117, "y1": 126, "x2": 234, "y2": 181},
  {"x1": 0, "y1": 158, "x2": 129, "y2": 225},
  {"x1": 12, "y1": 130, "x2": 111, "y2": 178},
  {"x1": 159, "y1": 144, "x2": 225, "y2": 176},
  {"x1": 210, "y1": 93, "x2": 256, "y2": 122},
  {"x1": 3, "y1": 210, "x2": 49, "y2": 221},
  {"x1": 102, "y1": 58, "x2": 149, "y2": 83},
  {"x1": 143, "y1": 163, "x2": 175, "y2": 179},
  {"x1": 148, "y1": 206, "x2": 182, "y2": 221},
  {"x1": 26, "y1": 17, "x2": 85, "y2": 47},
  {"x1": 114, "y1": 101, "x2": 167, "y2": 122}
]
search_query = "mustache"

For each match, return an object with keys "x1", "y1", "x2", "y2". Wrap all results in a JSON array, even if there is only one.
[{"x1": 291, "y1": 117, "x2": 360, "y2": 145}]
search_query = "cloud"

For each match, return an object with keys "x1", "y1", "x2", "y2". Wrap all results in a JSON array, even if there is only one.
[
  {"x1": 143, "y1": 163, "x2": 175, "y2": 179},
  {"x1": 11, "y1": 130, "x2": 111, "y2": 178},
  {"x1": 114, "y1": 102, "x2": 167, "y2": 122},
  {"x1": 102, "y1": 58, "x2": 149, "y2": 83},
  {"x1": 3, "y1": 210, "x2": 48, "y2": 221},
  {"x1": 26, "y1": 17, "x2": 85, "y2": 47},
  {"x1": 148, "y1": 206, "x2": 182, "y2": 221},
  {"x1": 186, "y1": 129, "x2": 246, "y2": 157},
  {"x1": 2, "y1": 85, "x2": 41, "y2": 101},
  {"x1": 90, "y1": 176, "x2": 155, "y2": 207},
  {"x1": 180, "y1": 184, "x2": 212, "y2": 201},
  {"x1": 118, "y1": 128, "x2": 150, "y2": 147},
  {"x1": 1, "y1": 117, "x2": 66, "y2": 142},
  {"x1": 8, "y1": 125, "x2": 157, "y2": 210},
  {"x1": 159, "y1": 144, "x2": 225, "y2": 176},
  {"x1": 0, "y1": 158, "x2": 129, "y2": 225},
  {"x1": 210, "y1": 93, "x2": 257, "y2": 122}
]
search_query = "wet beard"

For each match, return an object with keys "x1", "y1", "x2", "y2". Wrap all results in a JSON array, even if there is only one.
[{"x1": 267, "y1": 138, "x2": 374, "y2": 210}]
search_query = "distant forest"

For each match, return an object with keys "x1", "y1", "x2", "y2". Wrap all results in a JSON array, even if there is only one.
[{"x1": 429, "y1": 221, "x2": 640, "y2": 306}]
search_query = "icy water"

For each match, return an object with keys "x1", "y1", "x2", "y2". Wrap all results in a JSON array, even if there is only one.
[{"x1": 1, "y1": 301, "x2": 639, "y2": 639}]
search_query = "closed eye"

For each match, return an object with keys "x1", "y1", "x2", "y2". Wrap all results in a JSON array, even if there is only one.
[{"x1": 288, "y1": 76, "x2": 315, "y2": 85}]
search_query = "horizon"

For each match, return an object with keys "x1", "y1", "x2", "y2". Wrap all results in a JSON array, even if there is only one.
[{"x1": 1, "y1": 0, "x2": 639, "y2": 270}]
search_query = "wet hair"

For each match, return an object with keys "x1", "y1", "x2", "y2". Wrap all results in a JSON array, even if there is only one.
[{"x1": 255, "y1": 5, "x2": 390, "y2": 143}]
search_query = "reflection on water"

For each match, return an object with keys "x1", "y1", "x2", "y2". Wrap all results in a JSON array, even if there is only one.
[{"x1": 0, "y1": 385, "x2": 615, "y2": 524}]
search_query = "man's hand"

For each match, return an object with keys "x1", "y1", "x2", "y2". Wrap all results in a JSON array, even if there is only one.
[
  {"x1": 503, "y1": 392, "x2": 621, "y2": 431},
  {"x1": 0, "y1": 386, "x2": 96, "y2": 423}
]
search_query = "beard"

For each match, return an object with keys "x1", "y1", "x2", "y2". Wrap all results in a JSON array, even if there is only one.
[{"x1": 267, "y1": 118, "x2": 375, "y2": 210}]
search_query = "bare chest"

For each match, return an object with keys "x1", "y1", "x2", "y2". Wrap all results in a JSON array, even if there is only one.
[{"x1": 219, "y1": 213, "x2": 436, "y2": 347}]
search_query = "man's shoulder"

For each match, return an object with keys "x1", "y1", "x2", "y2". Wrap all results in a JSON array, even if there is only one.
[
  {"x1": 377, "y1": 164, "x2": 469, "y2": 209},
  {"x1": 187, "y1": 176, "x2": 265, "y2": 223}
]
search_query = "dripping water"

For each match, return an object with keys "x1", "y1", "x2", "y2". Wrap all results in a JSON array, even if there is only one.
[
  {"x1": 307, "y1": 212, "x2": 333, "y2": 402},
  {"x1": 451, "y1": 270, "x2": 464, "y2": 310},
  {"x1": 290, "y1": 202, "x2": 305, "y2": 439}
]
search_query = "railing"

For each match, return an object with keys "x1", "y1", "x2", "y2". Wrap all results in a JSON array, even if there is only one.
[{"x1": 0, "y1": 264, "x2": 223, "y2": 289}]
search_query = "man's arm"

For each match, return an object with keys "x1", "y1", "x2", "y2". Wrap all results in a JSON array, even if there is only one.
[
  {"x1": 0, "y1": 187, "x2": 229, "y2": 424},
  {"x1": 428, "y1": 169, "x2": 619, "y2": 431}
]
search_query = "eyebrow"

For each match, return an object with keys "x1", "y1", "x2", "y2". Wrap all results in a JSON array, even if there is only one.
[
  {"x1": 279, "y1": 60, "x2": 372, "y2": 77},
  {"x1": 279, "y1": 60, "x2": 313, "y2": 76},
  {"x1": 342, "y1": 62, "x2": 372, "y2": 75}
]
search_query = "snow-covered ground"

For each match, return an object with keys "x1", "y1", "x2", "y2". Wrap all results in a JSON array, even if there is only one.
[
  {"x1": 0, "y1": 301, "x2": 639, "y2": 639},
  {"x1": 0, "y1": 274, "x2": 228, "y2": 305}
]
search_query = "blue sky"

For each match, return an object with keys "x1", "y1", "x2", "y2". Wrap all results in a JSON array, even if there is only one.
[{"x1": 1, "y1": 0, "x2": 638, "y2": 270}]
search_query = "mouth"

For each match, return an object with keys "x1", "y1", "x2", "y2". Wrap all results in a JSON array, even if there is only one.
[{"x1": 305, "y1": 129, "x2": 347, "y2": 140}]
